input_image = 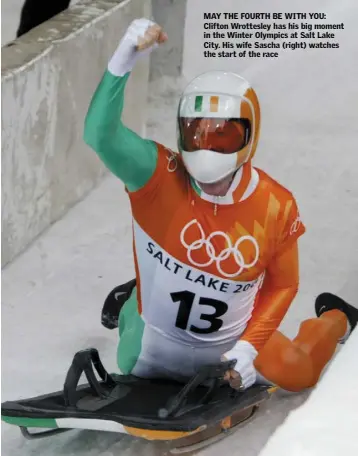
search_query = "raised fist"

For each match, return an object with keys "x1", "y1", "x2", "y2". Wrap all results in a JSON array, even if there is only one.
[
  {"x1": 126, "y1": 18, "x2": 167, "y2": 52},
  {"x1": 109, "y1": 18, "x2": 167, "y2": 76},
  {"x1": 136, "y1": 21, "x2": 167, "y2": 51}
]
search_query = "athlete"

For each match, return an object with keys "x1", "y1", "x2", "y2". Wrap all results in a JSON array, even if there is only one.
[{"x1": 84, "y1": 18, "x2": 358, "y2": 392}]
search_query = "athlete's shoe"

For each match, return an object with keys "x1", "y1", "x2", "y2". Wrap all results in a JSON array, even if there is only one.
[
  {"x1": 315, "y1": 292, "x2": 358, "y2": 336},
  {"x1": 101, "y1": 278, "x2": 136, "y2": 329}
]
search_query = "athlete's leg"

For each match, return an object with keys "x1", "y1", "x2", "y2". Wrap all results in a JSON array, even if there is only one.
[
  {"x1": 116, "y1": 286, "x2": 146, "y2": 375},
  {"x1": 254, "y1": 309, "x2": 348, "y2": 392}
]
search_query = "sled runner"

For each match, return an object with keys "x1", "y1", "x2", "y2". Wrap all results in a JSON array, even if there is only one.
[{"x1": 1, "y1": 348, "x2": 276, "y2": 453}]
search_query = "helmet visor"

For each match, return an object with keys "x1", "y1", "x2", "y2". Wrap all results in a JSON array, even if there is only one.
[{"x1": 178, "y1": 117, "x2": 250, "y2": 154}]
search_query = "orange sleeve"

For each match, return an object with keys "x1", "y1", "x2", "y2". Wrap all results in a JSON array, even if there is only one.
[
  {"x1": 240, "y1": 239, "x2": 300, "y2": 352},
  {"x1": 240, "y1": 192, "x2": 305, "y2": 351}
]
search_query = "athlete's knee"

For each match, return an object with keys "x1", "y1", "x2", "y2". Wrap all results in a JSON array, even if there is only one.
[{"x1": 255, "y1": 341, "x2": 315, "y2": 392}]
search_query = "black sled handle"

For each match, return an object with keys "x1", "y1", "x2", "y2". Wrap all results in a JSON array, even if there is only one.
[
  {"x1": 159, "y1": 359, "x2": 237, "y2": 418},
  {"x1": 63, "y1": 348, "x2": 116, "y2": 407}
]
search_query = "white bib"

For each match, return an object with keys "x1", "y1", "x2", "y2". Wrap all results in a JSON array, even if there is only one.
[{"x1": 133, "y1": 220, "x2": 263, "y2": 347}]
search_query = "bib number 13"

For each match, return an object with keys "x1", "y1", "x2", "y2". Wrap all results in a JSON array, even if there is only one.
[{"x1": 171, "y1": 290, "x2": 228, "y2": 334}]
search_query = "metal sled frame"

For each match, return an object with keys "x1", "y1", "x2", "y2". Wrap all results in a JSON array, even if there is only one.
[
  {"x1": 169, "y1": 404, "x2": 260, "y2": 454},
  {"x1": 20, "y1": 426, "x2": 70, "y2": 440}
]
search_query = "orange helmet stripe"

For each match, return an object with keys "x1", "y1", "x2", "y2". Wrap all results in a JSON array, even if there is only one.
[{"x1": 210, "y1": 95, "x2": 219, "y2": 112}]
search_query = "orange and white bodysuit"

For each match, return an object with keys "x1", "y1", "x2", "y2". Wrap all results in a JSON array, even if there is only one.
[{"x1": 84, "y1": 70, "x2": 305, "y2": 383}]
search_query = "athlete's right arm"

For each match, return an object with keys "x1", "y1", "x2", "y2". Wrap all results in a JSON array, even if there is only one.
[{"x1": 83, "y1": 19, "x2": 167, "y2": 192}]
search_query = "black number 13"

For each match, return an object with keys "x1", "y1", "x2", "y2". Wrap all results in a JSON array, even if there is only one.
[{"x1": 171, "y1": 290, "x2": 228, "y2": 334}]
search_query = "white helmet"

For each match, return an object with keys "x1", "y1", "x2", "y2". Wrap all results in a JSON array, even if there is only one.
[{"x1": 177, "y1": 71, "x2": 261, "y2": 184}]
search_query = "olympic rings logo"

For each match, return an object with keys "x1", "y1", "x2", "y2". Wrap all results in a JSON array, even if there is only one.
[
  {"x1": 180, "y1": 219, "x2": 260, "y2": 278},
  {"x1": 166, "y1": 151, "x2": 178, "y2": 173},
  {"x1": 290, "y1": 214, "x2": 301, "y2": 235}
]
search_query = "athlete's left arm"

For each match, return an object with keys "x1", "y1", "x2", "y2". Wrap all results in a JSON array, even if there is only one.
[{"x1": 240, "y1": 240, "x2": 299, "y2": 352}]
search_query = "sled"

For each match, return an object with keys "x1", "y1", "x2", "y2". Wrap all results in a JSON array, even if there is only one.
[{"x1": 1, "y1": 348, "x2": 277, "y2": 454}]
